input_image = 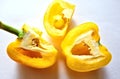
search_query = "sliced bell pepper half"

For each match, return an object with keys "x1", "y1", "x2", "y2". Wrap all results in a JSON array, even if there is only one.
[{"x1": 61, "y1": 22, "x2": 112, "y2": 72}]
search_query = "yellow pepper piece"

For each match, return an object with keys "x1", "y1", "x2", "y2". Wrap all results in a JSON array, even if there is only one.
[
  {"x1": 44, "y1": 0, "x2": 75, "y2": 39},
  {"x1": 7, "y1": 24, "x2": 58, "y2": 68},
  {"x1": 61, "y1": 22, "x2": 112, "y2": 72}
]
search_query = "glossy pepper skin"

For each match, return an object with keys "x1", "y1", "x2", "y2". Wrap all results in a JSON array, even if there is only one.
[
  {"x1": 44, "y1": 0, "x2": 75, "y2": 39},
  {"x1": 61, "y1": 22, "x2": 112, "y2": 72},
  {"x1": 0, "y1": 22, "x2": 58, "y2": 68}
]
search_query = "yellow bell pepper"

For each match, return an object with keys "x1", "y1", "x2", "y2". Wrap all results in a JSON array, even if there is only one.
[
  {"x1": 44, "y1": 0, "x2": 75, "y2": 39},
  {"x1": 0, "y1": 21, "x2": 58, "y2": 68},
  {"x1": 61, "y1": 22, "x2": 112, "y2": 72}
]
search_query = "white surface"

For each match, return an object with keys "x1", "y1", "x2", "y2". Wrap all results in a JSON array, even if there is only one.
[{"x1": 0, "y1": 0, "x2": 120, "y2": 79}]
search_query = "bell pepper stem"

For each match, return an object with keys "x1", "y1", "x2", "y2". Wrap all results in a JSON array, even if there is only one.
[
  {"x1": 0, "y1": 21, "x2": 24, "y2": 38},
  {"x1": 98, "y1": 40, "x2": 101, "y2": 45}
]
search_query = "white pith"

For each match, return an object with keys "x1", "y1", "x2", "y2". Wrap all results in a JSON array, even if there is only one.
[
  {"x1": 72, "y1": 31, "x2": 103, "y2": 59},
  {"x1": 20, "y1": 30, "x2": 53, "y2": 53},
  {"x1": 62, "y1": 9, "x2": 73, "y2": 19}
]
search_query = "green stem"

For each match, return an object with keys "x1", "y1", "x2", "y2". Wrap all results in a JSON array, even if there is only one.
[
  {"x1": 98, "y1": 40, "x2": 101, "y2": 46},
  {"x1": 0, "y1": 21, "x2": 24, "y2": 38}
]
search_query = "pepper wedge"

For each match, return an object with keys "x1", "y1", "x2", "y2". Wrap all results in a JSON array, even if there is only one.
[
  {"x1": 44, "y1": 0, "x2": 75, "y2": 39},
  {"x1": 0, "y1": 23, "x2": 58, "y2": 68},
  {"x1": 61, "y1": 22, "x2": 112, "y2": 72}
]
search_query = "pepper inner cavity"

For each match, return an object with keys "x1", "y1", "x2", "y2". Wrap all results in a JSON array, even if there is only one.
[
  {"x1": 17, "y1": 48, "x2": 42, "y2": 58},
  {"x1": 53, "y1": 9, "x2": 72, "y2": 29},
  {"x1": 71, "y1": 41, "x2": 91, "y2": 55},
  {"x1": 53, "y1": 14, "x2": 65, "y2": 29}
]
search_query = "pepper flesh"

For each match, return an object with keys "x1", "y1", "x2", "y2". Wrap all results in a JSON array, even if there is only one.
[
  {"x1": 44, "y1": 0, "x2": 75, "y2": 39},
  {"x1": 61, "y1": 22, "x2": 112, "y2": 72},
  {"x1": 2, "y1": 23, "x2": 58, "y2": 68}
]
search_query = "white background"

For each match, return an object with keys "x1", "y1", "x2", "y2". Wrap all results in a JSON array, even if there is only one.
[{"x1": 0, "y1": 0, "x2": 120, "y2": 79}]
